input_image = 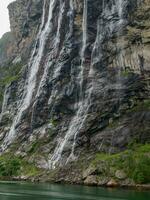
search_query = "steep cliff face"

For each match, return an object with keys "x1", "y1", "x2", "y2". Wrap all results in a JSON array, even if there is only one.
[
  {"x1": 0, "y1": 0, "x2": 43, "y2": 111},
  {"x1": 0, "y1": 32, "x2": 14, "y2": 65},
  {"x1": 8, "y1": 0, "x2": 43, "y2": 61},
  {"x1": 0, "y1": 0, "x2": 149, "y2": 181}
]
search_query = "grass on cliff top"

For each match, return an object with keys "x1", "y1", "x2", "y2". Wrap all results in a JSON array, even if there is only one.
[
  {"x1": 92, "y1": 144, "x2": 150, "y2": 184},
  {"x1": 0, "y1": 154, "x2": 41, "y2": 178},
  {"x1": 0, "y1": 62, "x2": 22, "y2": 87},
  {"x1": 0, "y1": 62, "x2": 23, "y2": 107}
]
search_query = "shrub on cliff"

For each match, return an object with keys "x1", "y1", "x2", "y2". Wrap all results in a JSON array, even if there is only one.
[{"x1": 0, "y1": 157, "x2": 21, "y2": 177}]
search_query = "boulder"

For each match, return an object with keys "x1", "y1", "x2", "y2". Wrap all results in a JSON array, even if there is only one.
[
  {"x1": 107, "y1": 179, "x2": 119, "y2": 187},
  {"x1": 115, "y1": 170, "x2": 127, "y2": 180},
  {"x1": 84, "y1": 175, "x2": 98, "y2": 186},
  {"x1": 98, "y1": 177, "x2": 109, "y2": 186},
  {"x1": 83, "y1": 166, "x2": 98, "y2": 179}
]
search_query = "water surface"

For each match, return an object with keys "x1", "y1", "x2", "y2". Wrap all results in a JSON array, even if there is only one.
[{"x1": 0, "y1": 182, "x2": 149, "y2": 200}]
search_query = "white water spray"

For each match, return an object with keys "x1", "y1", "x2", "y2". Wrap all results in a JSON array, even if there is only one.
[
  {"x1": 1, "y1": 0, "x2": 56, "y2": 150},
  {"x1": 0, "y1": 86, "x2": 11, "y2": 122},
  {"x1": 49, "y1": 0, "x2": 89, "y2": 168}
]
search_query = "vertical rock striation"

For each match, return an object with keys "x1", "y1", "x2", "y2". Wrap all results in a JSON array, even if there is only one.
[{"x1": 0, "y1": 0, "x2": 149, "y2": 171}]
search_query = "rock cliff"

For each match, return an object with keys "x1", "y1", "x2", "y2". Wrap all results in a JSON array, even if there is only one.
[{"x1": 0, "y1": 0, "x2": 149, "y2": 185}]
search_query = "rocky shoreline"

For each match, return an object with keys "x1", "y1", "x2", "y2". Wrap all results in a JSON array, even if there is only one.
[
  {"x1": 0, "y1": 176, "x2": 150, "y2": 191},
  {"x1": 0, "y1": 0, "x2": 150, "y2": 190}
]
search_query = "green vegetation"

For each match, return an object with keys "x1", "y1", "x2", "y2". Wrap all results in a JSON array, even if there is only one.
[
  {"x1": 28, "y1": 142, "x2": 40, "y2": 154},
  {"x1": 27, "y1": 136, "x2": 52, "y2": 157},
  {"x1": 121, "y1": 68, "x2": 133, "y2": 77},
  {"x1": 0, "y1": 156, "x2": 21, "y2": 177},
  {"x1": 121, "y1": 70, "x2": 130, "y2": 77},
  {"x1": 21, "y1": 160, "x2": 41, "y2": 177},
  {"x1": 127, "y1": 99, "x2": 150, "y2": 113},
  {"x1": 108, "y1": 120, "x2": 120, "y2": 128},
  {"x1": 0, "y1": 32, "x2": 18, "y2": 106},
  {"x1": 49, "y1": 119, "x2": 58, "y2": 127},
  {"x1": 0, "y1": 62, "x2": 22, "y2": 106},
  {"x1": 0, "y1": 154, "x2": 41, "y2": 178},
  {"x1": 0, "y1": 62, "x2": 22, "y2": 87},
  {"x1": 92, "y1": 144, "x2": 150, "y2": 184},
  {"x1": 132, "y1": 156, "x2": 150, "y2": 183}
]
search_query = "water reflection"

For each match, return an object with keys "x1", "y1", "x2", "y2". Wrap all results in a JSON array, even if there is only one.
[{"x1": 0, "y1": 182, "x2": 149, "y2": 200}]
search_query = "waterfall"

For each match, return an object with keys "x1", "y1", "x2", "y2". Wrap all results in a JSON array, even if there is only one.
[
  {"x1": 80, "y1": 0, "x2": 88, "y2": 95},
  {"x1": 118, "y1": 0, "x2": 124, "y2": 19},
  {"x1": 35, "y1": 0, "x2": 65, "y2": 100},
  {"x1": 33, "y1": 0, "x2": 74, "y2": 129},
  {"x1": 1, "y1": 0, "x2": 56, "y2": 150},
  {"x1": 68, "y1": 0, "x2": 128, "y2": 162},
  {"x1": 0, "y1": 0, "x2": 133, "y2": 165},
  {"x1": 49, "y1": 0, "x2": 88, "y2": 168},
  {"x1": 48, "y1": 0, "x2": 128, "y2": 169},
  {"x1": 0, "y1": 86, "x2": 11, "y2": 122},
  {"x1": 54, "y1": 0, "x2": 65, "y2": 51}
]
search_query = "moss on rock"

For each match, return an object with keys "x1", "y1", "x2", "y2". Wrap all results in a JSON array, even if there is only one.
[{"x1": 91, "y1": 144, "x2": 150, "y2": 184}]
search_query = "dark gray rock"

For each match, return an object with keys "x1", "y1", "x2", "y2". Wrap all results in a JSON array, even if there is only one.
[{"x1": 0, "y1": 0, "x2": 149, "y2": 174}]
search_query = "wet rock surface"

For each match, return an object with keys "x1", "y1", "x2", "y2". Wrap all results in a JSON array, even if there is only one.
[
  {"x1": 84, "y1": 175, "x2": 98, "y2": 186},
  {"x1": 0, "y1": 0, "x2": 149, "y2": 184}
]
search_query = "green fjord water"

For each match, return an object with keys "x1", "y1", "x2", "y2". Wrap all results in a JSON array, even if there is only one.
[{"x1": 0, "y1": 182, "x2": 149, "y2": 200}]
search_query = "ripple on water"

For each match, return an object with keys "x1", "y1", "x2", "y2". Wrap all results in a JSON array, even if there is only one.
[{"x1": 0, "y1": 182, "x2": 149, "y2": 200}]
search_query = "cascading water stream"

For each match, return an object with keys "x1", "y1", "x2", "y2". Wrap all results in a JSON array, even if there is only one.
[
  {"x1": 48, "y1": 0, "x2": 127, "y2": 168},
  {"x1": 0, "y1": 87, "x2": 11, "y2": 122},
  {"x1": 79, "y1": 0, "x2": 88, "y2": 98},
  {"x1": 1, "y1": 0, "x2": 56, "y2": 150},
  {"x1": 49, "y1": 0, "x2": 89, "y2": 168},
  {"x1": 88, "y1": 0, "x2": 128, "y2": 154},
  {"x1": 35, "y1": 0, "x2": 65, "y2": 100},
  {"x1": 0, "y1": 0, "x2": 131, "y2": 166},
  {"x1": 68, "y1": 0, "x2": 128, "y2": 163},
  {"x1": 117, "y1": 0, "x2": 124, "y2": 23},
  {"x1": 54, "y1": 0, "x2": 65, "y2": 51},
  {"x1": 35, "y1": 0, "x2": 74, "y2": 125}
]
